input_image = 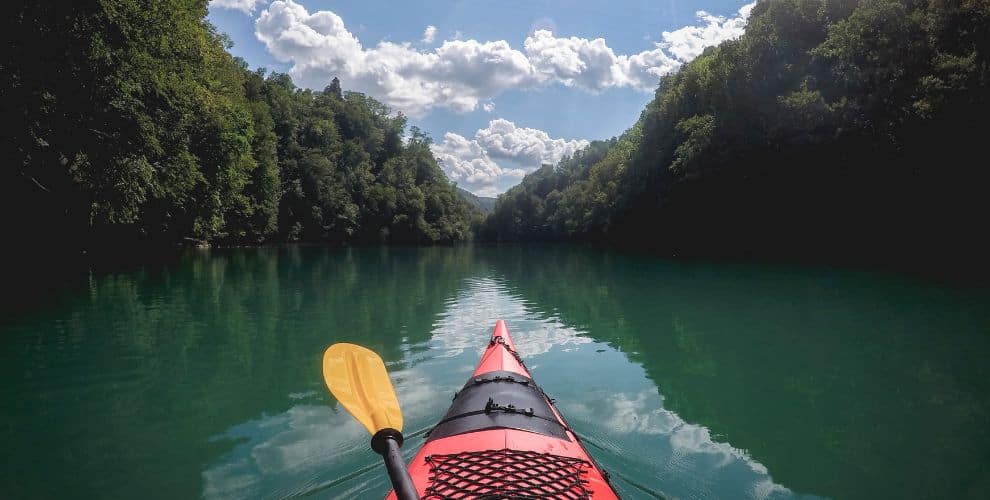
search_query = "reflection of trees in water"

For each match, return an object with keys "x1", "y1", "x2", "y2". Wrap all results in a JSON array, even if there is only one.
[
  {"x1": 1, "y1": 246, "x2": 486, "y2": 499},
  {"x1": 486, "y1": 245, "x2": 990, "y2": 500},
  {"x1": 4, "y1": 246, "x2": 988, "y2": 499}
]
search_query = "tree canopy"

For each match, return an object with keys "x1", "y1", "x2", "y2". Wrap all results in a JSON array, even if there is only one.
[
  {"x1": 1, "y1": 0, "x2": 477, "y2": 256},
  {"x1": 483, "y1": 0, "x2": 990, "y2": 266},
  {"x1": 4, "y1": 0, "x2": 987, "y2": 267}
]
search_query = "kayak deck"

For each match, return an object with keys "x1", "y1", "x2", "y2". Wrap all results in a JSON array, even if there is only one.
[{"x1": 389, "y1": 320, "x2": 619, "y2": 499}]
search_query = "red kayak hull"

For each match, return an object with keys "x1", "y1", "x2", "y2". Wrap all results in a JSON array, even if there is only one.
[{"x1": 388, "y1": 320, "x2": 619, "y2": 499}]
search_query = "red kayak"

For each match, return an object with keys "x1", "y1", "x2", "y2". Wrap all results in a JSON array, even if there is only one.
[{"x1": 389, "y1": 320, "x2": 620, "y2": 499}]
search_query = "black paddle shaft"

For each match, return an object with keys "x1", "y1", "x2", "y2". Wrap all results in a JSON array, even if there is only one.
[{"x1": 371, "y1": 428, "x2": 418, "y2": 500}]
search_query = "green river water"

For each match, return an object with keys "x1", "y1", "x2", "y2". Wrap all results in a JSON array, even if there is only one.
[{"x1": 1, "y1": 245, "x2": 988, "y2": 499}]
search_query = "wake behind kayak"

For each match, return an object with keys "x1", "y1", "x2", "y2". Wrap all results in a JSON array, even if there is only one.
[{"x1": 391, "y1": 320, "x2": 620, "y2": 499}]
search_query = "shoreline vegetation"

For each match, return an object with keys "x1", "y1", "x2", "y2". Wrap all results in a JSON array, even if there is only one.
[
  {"x1": 482, "y1": 1, "x2": 990, "y2": 271},
  {"x1": 3, "y1": 2, "x2": 480, "y2": 258},
  {"x1": 3, "y1": 1, "x2": 989, "y2": 277}
]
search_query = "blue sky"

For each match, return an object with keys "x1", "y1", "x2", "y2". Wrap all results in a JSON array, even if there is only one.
[{"x1": 208, "y1": 0, "x2": 754, "y2": 196}]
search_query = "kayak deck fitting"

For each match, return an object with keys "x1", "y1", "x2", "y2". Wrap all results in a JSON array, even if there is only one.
[{"x1": 389, "y1": 320, "x2": 619, "y2": 499}]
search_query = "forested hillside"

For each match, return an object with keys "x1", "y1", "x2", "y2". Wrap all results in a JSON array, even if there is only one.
[
  {"x1": 5, "y1": 0, "x2": 987, "y2": 267},
  {"x1": 457, "y1": 188, "x2": 497, "y2": 214},
  {"x1": 484, "y1": 0, "x2": 990, "y2": 266},
  {"x1": 1, "y1": 1, "x2": 476, "y2": 256}
]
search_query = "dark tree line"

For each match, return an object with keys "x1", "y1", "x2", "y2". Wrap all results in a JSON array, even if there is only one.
[
  {"x1": 5, "y1": 0, "x2": 987, "y2": 268},
  {"x1": 483, "y1": 0, "x2": 990, "y2": 268},
  {"x1": 1, "y1": 1, "x2": 477, "y2": 258}
]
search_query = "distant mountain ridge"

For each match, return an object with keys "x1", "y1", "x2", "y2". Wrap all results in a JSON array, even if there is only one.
[{"x1": 457, "y1": 187, "x2": 497, "y2": 214}]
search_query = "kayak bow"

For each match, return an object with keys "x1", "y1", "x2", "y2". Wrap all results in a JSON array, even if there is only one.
[{"x1": 391, "y1": 320, "x2": 620, "y2": 499}]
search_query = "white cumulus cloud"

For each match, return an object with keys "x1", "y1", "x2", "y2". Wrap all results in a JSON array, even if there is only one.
[
  {"x1": 430, "y1": 132, "x2": 525, "y2": 197},
  {"x1": 523, "y1": 31, "x2": 626, "y2": 92},
  {"x1": 255, "y1": 1, "x2": 537, "y2": 116},
  {"x1": 209, "y1": 0, "x2": 268, "y2": 15},
  {"x1": 253, "y1": 0, "x2": 756, "y2": 116},
  {"x1": 475, "y1": 119, "x2": 589, "y2": 165},
  {"x1": 421, "y1": 25, "x2": 437, "y2": 44},
  {"x1": 431, "y1": 120, "x2": 588, "y2": 196},
  {"x1": 660, "y1": 2, "x2": 755, "y2": 61}
]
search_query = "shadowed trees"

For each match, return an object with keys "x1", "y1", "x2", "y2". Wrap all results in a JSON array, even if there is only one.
[
  {"x1": 483, "y1": 0, "x2": 990, "y2": 269},
  {"x1": 1, "y1": 1, "x2": 476, "y2": 257}
]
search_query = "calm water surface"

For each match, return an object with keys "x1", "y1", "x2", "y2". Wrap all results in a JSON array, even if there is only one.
[{"x1": 1, "y1": 246, "x2": 988, "y2": 499}]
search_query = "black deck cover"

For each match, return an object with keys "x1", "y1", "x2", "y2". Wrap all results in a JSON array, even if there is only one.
[{"x1": 426, "y1": 370, "x2": 571, "y2": 441}]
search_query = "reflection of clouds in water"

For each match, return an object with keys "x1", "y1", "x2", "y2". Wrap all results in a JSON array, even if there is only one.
[
  {"x1": 426, "y1": 277, "x2": 803, "y2": 498},
  {"x1": 287, "y1": 390, "x2": 318, "y2": 401},
  {"x1": 202, "y1": 274, "x2": 809, "y2": 500},
  {"x1": 507, "y1": 321, "x2": 593, "y2": 358},
  {"x1": 566, "y1": 390, "x2": 800, "y2": 500},
  {"x1": 202, "y1": 366, "x2": 445, "y2": 499},
  {"x1": 202, "y1": 404, "x2": 364, "y2": 499},
  {"x1": 430, "y1": 278, "x2": 592, "y2": 358},
  {"x1": 752, "y1": 477, "x2": 794, "y2": 500},
  {"x1": 602, "y1": 390, "x2": 679, "y2": 435}
]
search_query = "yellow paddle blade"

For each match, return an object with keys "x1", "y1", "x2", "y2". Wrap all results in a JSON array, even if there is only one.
[{"x1": 322, "y1": 343, "x2": 403, "y2": 435}]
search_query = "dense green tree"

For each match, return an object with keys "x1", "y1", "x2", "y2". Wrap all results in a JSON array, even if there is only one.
[
  {"x1": 484, "y1": 0, "x2": 990, "y2": 269},
  {"x1": 1, "y1": 1, "x2": 476, "y2": 256},
  {"x1": 2, "y1": 0, "x2": 260, "y2": 249},
  {"x1": 6, "y1": 0, "x2": 985, "y2": 266},
  {"x1": 257, "y1": 79, "x2": 474, "y2": 244}
]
